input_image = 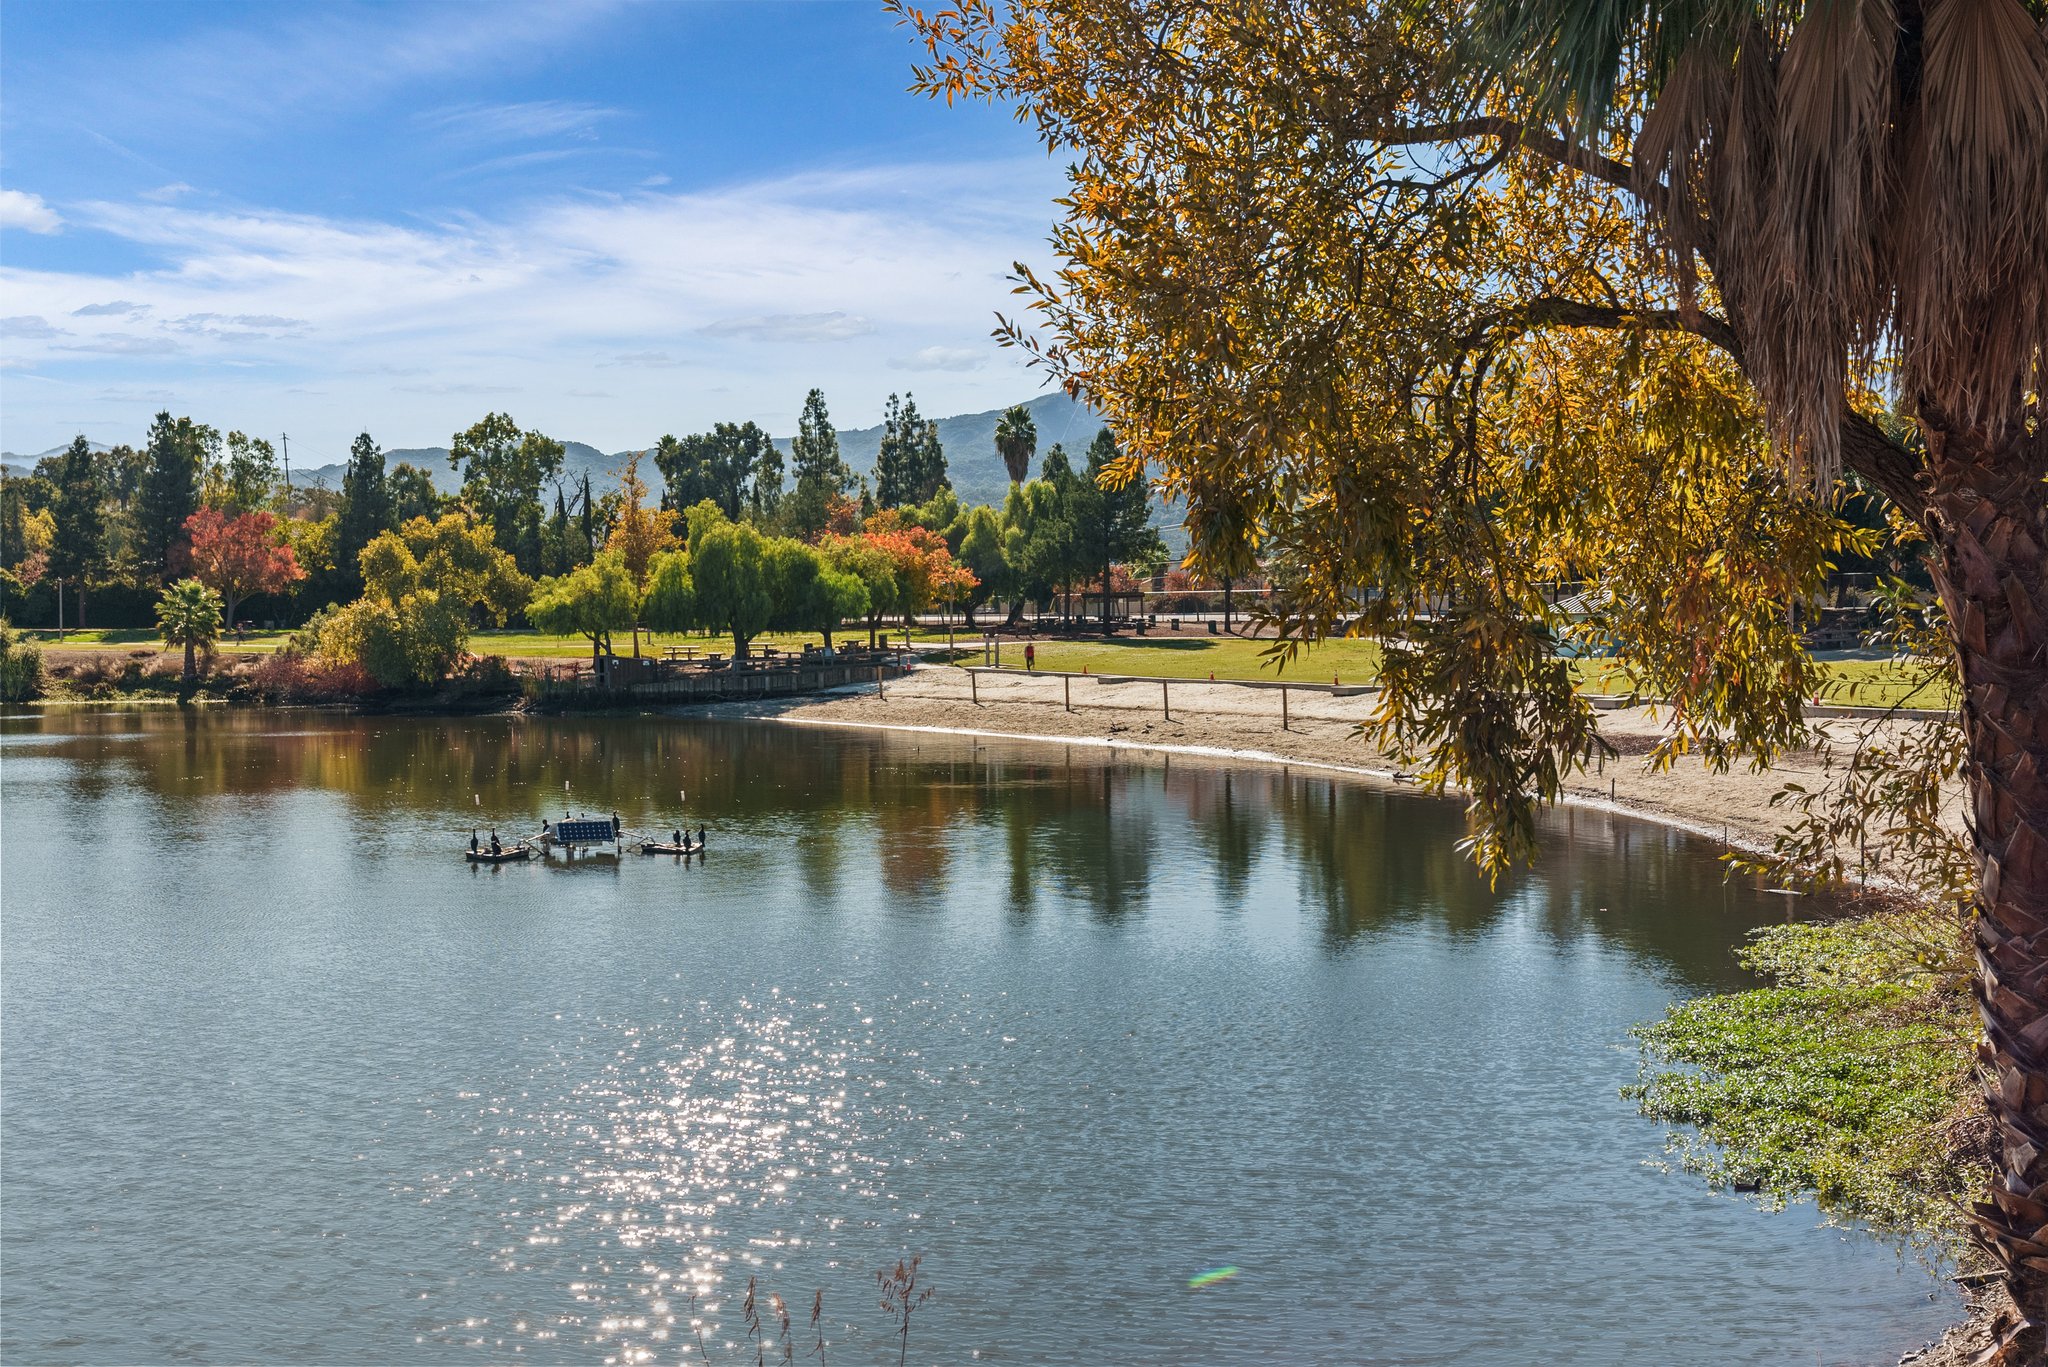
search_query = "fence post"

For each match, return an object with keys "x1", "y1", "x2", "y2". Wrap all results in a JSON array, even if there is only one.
[
  {"x1": 1064, "y1": 674, "x2": 1071, "y2": 712},
  {"x1": 971, "y1": 670, "x2": 978, "y2": 705},
  {"x1": 1281, "y1": 686, "x2": 1289, "y2": 731},
  {"x1": 1162, "y1": 678, "x2": 1170, "y2": 720}
]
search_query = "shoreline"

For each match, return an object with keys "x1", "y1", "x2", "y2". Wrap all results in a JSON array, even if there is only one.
[{"x1": 688, "y1": 665, "x2": 1962, "y2": 876}]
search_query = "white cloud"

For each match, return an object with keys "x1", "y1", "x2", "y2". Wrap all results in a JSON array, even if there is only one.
[
  {"x1": 59, "y1": 333, "x2": 183, "y2": 356},
  {"x1": 419, "y1": 100, "x2": 623, "y2": 144},
  {"x1": 0, "y1": 315, "x2": 65, "y2": 339},
  {"x1": 0, "y1": 157, "x2": 1062, "y2": 451},
  {"x1": 698, "y1": 311, "x2": 875, "y2": 343},
  {"x1": 893, "y1": 345, "x2": 987, "y2": 372},
  {"x1": 0, "y1": 190, "x2": 61, "y2": 234},
  {"x1": 601, "y1": 352, "x2": 683, "y2": 368},
  {"x1": 59, "y1": 3, "x2": 627, "y2": 141},
  {"x1": 141, "y1": 183, "x2": 197, "y2": 203},
  {"x1": 72, "y1": 300, "x2": 151, "y2": 318}
]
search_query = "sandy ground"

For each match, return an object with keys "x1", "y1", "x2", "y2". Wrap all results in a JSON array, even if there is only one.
[{"x1": 721, "y1": 664, "x2": 1962, "y2": 861}]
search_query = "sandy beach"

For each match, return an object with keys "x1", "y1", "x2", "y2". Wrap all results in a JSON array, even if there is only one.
[{"x1": 718, "y1": 664, "x2": 1963, "y2": 865}]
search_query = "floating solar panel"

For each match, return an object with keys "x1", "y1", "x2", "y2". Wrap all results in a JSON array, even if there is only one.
[{"x1": 554, "y1": 818, "x2": 616, "y2": 844}]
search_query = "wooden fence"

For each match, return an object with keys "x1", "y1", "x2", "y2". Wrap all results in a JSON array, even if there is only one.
[{"x1": 522, "y1": 655, "x2": 908, "y2": 707}]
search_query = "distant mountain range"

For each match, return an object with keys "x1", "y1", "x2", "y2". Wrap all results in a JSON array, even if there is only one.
[
  {"x1": 2, "y1": 392, "x2": 1145, "y2": 525},
  {"x1": 283, "y1": 391, "x2": 1107, "y2": 511}
]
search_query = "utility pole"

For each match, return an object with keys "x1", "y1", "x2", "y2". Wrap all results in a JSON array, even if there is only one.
[{"x1": 281, "y1": 433, "x2": 290, "y2": 505}]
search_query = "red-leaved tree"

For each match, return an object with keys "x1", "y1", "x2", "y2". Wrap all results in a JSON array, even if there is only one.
[{"x1": 180, "y1": 509, "x2": 305, "y2": 630}]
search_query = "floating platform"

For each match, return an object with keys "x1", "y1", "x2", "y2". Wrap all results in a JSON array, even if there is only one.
[
  {"x1": 637, "y1": 841, "x2": 703, "y2": 857},
  {"x1": 465, "y1": 843, "x2": 533, "y2": 863}
]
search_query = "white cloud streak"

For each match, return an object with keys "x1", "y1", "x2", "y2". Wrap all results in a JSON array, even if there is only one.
[{"x1": 0, "y1": 157, "x2": 1061, "y2": 451}]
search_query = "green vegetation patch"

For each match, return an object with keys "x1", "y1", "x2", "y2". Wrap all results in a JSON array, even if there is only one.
[{"x1": 1627, "y1": 913, "x2": 1980, "y2": 1242}]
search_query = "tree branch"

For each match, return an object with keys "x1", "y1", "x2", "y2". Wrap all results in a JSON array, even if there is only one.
[
  {"x1": 1839, "y1": 410, "x2": 1928, "y2": 523},
  {"x1": 1367, "y1": 116, "x2": 1653, "y2": 211},
  {"x1": 1461, "y1": 294, "x2": 1741, "y2": 359}
]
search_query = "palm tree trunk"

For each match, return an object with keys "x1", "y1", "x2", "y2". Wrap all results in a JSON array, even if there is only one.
[
  {"x1": 1927, "y1": 430, "x2": 2048, "y2": 1359},
  {"x1": 182, "y1": 639, "x2": 196, "y2": 682}
]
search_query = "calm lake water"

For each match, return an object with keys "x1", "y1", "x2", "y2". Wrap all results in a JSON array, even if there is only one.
[{"x1": 2, "y1": 710, "x2": 1950, "y2": 1364}]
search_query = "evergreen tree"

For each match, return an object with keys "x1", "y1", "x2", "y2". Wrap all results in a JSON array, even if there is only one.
[
  {"x1": 1071, "y1": 428, "x2": 1163, "y2": 632},
  {"x1": 388, "y1": 462, "x2": 445, "y2": 525},
  {"x1": 790, "y1": 388, "x2": 854, "y2": 491},
  {"x1": 46, "y1": 436, "x2": 108, "y2": 623},
  {"x1": 135, "y1": 412, "x2": 212, "y2": 582},
  {"x1": 577, "y1": 472, "x2": 596, "y2": 563},
  {"x1": 542, "y1": 485, "x2": 573, "y2": 575},
  {"x1": 873, "y1": 393, "x2": 949, "y2": 508},
  {"x1": 335, "y1": 433, "x2": 391, "y2": 589},
  {"x1": 748, "y1": 436, "x2": 784, "y2": 522}
]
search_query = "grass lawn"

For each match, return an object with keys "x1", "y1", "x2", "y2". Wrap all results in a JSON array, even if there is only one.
[
  {"x1": 21, "y1": 624, "x2": 1955, "y2": 709},
  {"x1": 927, "y1": 633, "x2": 1387, "y2": 683}
]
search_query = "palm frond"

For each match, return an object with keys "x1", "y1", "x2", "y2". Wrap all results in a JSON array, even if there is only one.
[{"x1": 1898, "y1": 0, "x2": 2048, "y2": 437}]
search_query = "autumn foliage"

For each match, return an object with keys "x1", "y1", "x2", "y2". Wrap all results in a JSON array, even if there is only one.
[{"x1": 180, "y1": 509, "x2": 305, "y2": 627}]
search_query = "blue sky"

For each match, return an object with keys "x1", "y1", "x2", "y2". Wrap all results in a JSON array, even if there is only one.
[{"x1": 0, "y1": 0, "x2": 1065, "y2": 464}]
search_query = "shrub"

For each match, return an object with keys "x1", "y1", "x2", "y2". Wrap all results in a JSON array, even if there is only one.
[
  {"x1": 0, "y1": 620, "x2": 44, "y2": 702},
  {"x1": 450, "y1": 654, "x2": 517, "y2": 695},
  {"x1": 314, "y1": 591, "x2": 467, "y2": 688},
  {"x1": 246, "y1": 653, "x2": 381, "y2": 703}
]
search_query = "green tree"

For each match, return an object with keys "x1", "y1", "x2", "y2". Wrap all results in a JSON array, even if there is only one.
[
  {"x1": 527, "y1": 550, "x2": 640, "y2": 670},
  {"x1": 577, "y1": 471, "x2": 599, "y2": 560},
  {"x1": 316, "y1": 591, "x2": 469, "y2": 689},
  {"x1": 874, "y1": 392, "x2": 948, "y2": 508},
  {"x1": 994, "y1": 404, "x2": 1038, "y2": 486},
  {"x1": 640, "y1": 547, "x2": 695, "y2": 640},
  {"x1": 388, "y1": 461, "x2": 446, "y2": 525},
  {"x1": 335, "y1": 433, "x2": 392, "y2": 594},
  {"x1": 656, "y1": 423, "x2": 777, "y2": 521},
  {"x1": 822, "y1": 534, "x2": 904, "y2": 648},
  {"x1": 791, "y1": 388, "x2": 854, "y2": 491},
  {"x1": 448, "y1": 413, "x2": 563, "y2": 574},
  {"x1": 763, "y1": 536, "x2": 868, "y2": 648},
  {"x1": 1071, "y1": 428, "x2": 1164, "y2": 631},
  {"x1": 908, "y1": 0, "x2": 2048, "y2": 1337},
  {"x1": 46, "y1": 436, "x2": 108, "y2": 624},
  {"x1": 955, "y1": 504, "x2": 1011, "y2": 627},
  {"x1": 135, "y1": 412, "x2": 213, "y2": 582},
  {"x1": 1000, "y1": 448, "x2": 1079, "y2": 626},
  {"x1": 785, "y1": 388, "x2": 856, "y2": 536},
  {"x1": 206, "y1": 432, "x2": 280, "y2": 514},
  {"x1": 155, "y1": 578, "x2": 222, "y2": 682},
  {"x1": 682, "y1": 508, "x2": 773, "y2": 662},
  {"x1": 357, "y1": 512, "x2": 529, "y2": 625}
]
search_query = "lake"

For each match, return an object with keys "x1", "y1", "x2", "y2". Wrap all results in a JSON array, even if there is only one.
[{"x1": 0, "y1": 709, "x2": 1951, "y2": 1364}]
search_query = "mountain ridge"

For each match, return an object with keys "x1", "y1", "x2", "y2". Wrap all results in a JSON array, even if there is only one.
[{"x1": 2, "y1": 393, "x2": 1124, "y2": 519}]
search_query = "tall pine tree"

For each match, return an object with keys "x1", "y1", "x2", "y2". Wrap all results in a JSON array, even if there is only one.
[
  {"x1": 335, "y1": 433, "x2": 392, "y2": 589},
  {"x1": 1072, "y1": 428, "x2": 1163, "y2": 633},
  {"x1": 46, "y1": 436, "x2": 107, "y2": 624},
  {"x1": 135, "y1": 412, "x2": 211, "y2": 582},
  {"x1": 873, "y1": 392, "x2": 948, "y2": 508}
]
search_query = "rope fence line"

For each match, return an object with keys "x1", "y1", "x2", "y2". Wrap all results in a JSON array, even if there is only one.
[{"x1": 948, "y1": 665, "x2": 1379, "y2": 729}]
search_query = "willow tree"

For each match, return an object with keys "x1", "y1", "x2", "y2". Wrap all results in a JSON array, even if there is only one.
[{"x1": 902, "y1": 0, "x2": 2048, "y2": 1347}]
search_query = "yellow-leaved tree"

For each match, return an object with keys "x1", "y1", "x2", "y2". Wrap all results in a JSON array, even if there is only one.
[{"x1": 901, "y1": 0, "x2": 2046, "y2": 1350}]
